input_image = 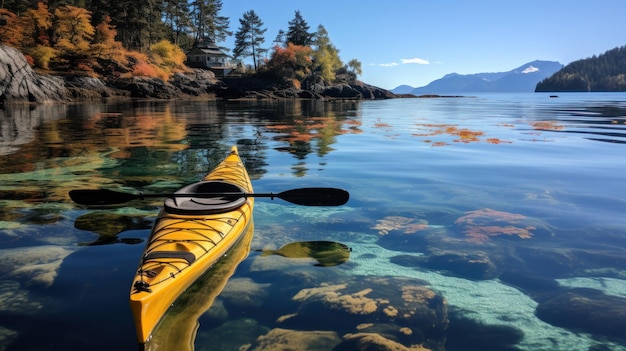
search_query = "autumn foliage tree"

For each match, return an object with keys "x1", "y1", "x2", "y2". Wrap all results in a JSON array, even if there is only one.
[
  {"x1": 0, "y1": 10, "x2": 23, "y2": 47},
  {"x1": 21, "y1": 2, "x2": 53, "y2": 47},
  {"x1": 262, "y1": 43, "x2": 313, "y2": 88},
  {"x1": 91, "y1": 16, "x2": 123, "y2": 58},
  {"x1": 312, "y1": 25, "x2": 342, "y2": 83},
  {"x1": 53, "y1": 6, "x2": 95, "y2": 57},
  {"x1": 149, "y1": 39, "x2": 187, "y2": 77}
]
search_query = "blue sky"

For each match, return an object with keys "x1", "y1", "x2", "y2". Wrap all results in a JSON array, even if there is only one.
[{"x1": 219, "y1": 1, "x2": 626, "y2": 90}]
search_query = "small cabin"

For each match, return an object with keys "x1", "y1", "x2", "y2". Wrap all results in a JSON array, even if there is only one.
[{"x1": 187, "y1": 37, "x2": 237, "y2": 77}]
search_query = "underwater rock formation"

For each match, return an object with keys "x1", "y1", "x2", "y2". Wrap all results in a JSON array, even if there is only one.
[
  {"x1": 454, "y1": 208, "x2": 537, "y2": 243},
  {"x1": 390, "y1": 251, "x2": 499, "y2": 280},
  {"x1": 280, "y1": 276, "x2": 448, "y2": 350},
  {"x1": 536, "y1": 288, "x2": 626, "y2": 341},
  {"x1": 338, "y1": 333, "x2": 434, "y2": 351},
  {"x1": 243, "y1": 328, "x2": 341, "y2": 351}
]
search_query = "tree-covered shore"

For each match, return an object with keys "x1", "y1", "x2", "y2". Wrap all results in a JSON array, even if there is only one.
[
  {"x1": 536, "y1": 46, "x2": 626, "y2": 92},
  {"x1": 0, "y1": 1, "x2": 395, "y2": 104}
]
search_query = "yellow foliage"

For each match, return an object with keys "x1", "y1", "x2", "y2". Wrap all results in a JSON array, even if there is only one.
[
  {"x1": 150, "y1": 40, "x2": 186, "y2": 69},
  {"x1": 53, "y1": 5, "x2": 94, "y2": 56},
  {"x1": 91, "y1": 16, "x2": 126, "y2": 64},
  {"x1": 21, "y1": 2, "x2": 53, "y2": 47},
  {"x1": 29, "y1": 45, "x2": 57, "y2": 70}
]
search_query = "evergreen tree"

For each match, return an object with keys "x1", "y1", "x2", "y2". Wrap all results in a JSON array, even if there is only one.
[
  {"x1": 273, "y1": 29, "x2": 285, "y2": 47},
  {"x1": 312, "y1": 24, "x2": 342, "y2": 83},
  {"x1": 1, "y1": 0, "x2": 33, "y2": 14},
  {"x1": 162, "y1": 0, "x2": 191, "y2": 46},
  {"x1": 233, "y1": 10, "x2": 267, "y2": 70},
  {"x1": 110, "y1": 0, "x2": 163, "y2": 50},
  {"x1": 190, "y1": 0, "x2": 231, "y2": 45},
  {"x1": 285, "y1": 10, "x2": 313, "y2": 46}
]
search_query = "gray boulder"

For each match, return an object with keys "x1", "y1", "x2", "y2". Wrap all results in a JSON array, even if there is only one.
[{"x1": 0, "y1": 44, "x2": 70, "y2": 105}]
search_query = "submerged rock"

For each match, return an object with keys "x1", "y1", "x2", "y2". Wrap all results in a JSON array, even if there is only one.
[
  {"x1": 243, "y1": 328, "x2": 341, "y2": 351},
  {"x1": 195, "y1": 318, "x2": 270, "y2": 351},
  {"x1": 536, "y1": 288, "x2": 626, "y2": 341},
  {"x1": 390, "y1": 251, "x2": 499, "y2": 280},
  {"x1": 281, "y1": 276, "x2": 448, "y2": 349},
  {"x1": 338, "y1": 333, "x2": 434, "y2": 351}
]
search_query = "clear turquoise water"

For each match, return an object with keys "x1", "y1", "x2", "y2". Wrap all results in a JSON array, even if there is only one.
[{"x1": 1, "y1": 93, "x2": 626, "y2": 350}]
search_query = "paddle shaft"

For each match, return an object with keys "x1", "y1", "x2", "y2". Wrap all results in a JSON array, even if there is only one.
[
  {"x1": 135, "y1": 192, "x2": 282, "y2": 200},
  {"x1": 69, "y1": 187, "x2": 349, "y2": 206}
]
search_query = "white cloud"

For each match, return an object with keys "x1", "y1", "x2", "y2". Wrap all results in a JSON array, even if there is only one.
[
  {"x1": 369, "y1": 62, "x2": 399, "y2": 67},
  {"x1": 370, "y1": 57, "x2": 430, "y2": 68},
  {"x1": 401, "y1": 57, "x2": 430, "y2": 65}
]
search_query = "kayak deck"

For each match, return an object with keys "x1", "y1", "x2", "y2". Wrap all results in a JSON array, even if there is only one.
[{"x1": 130, "y1": 146, "x2": 254, "y2": 343}]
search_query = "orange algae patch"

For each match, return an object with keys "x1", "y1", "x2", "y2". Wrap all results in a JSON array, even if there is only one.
[
  {"x1": 462, "y1": 225, "x2": 535, "y2": 243},
  {"x1": 413, "y1": 122, "x2": 506, "y2": 145},
  {"x1": 531, "y1": 120, "x2": 565, "y2": 130},
  {"x1": 453, "y1": 128, "x2": 484, "y2": 143},
  {"x1": 455, "y1": 208, "x2": 534, "y2": 243},
  {"x1": 371, "y1": 216, "x2": 429, "y2": 235},
  {"x1": 456, "y1": 208, "x2": 526, "y2": 225},
  {"x1": 486, "y1": 138, "x2": 511, "y2": 144}
]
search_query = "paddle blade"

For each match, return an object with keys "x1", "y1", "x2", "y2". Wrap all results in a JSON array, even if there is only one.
[
  {"x1": 277, "y1": 188, "x2": 349, "y2": 206},
  {"x1": 69, "y1": 189, "x2": 140, "y2": 206}
]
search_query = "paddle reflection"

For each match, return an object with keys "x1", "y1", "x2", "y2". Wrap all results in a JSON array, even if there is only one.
[
  {"x1": 259, "y1": 240, "x2": 351, "y2": 267},
  {"x1": 74, "y1": 211, "x2": 150, "y2": 246}
]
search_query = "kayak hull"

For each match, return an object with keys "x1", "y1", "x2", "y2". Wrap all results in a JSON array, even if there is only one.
[{"x1": 130, "y1": 146, "x2": 253, "y2": 343}]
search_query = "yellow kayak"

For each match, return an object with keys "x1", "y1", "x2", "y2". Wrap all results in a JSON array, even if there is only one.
[{"x1": 129, "y1": 145, "x2": 254, "y2": 344}]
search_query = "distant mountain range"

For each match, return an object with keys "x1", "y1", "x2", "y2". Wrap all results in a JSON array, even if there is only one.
[{"x1": 393, "y1": 60, "x2": 563, "y2": 95}]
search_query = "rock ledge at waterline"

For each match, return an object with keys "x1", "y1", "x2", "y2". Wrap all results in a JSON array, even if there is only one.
[{"x1": 0, "y1": 44, "x2": 397, "y2": 105}]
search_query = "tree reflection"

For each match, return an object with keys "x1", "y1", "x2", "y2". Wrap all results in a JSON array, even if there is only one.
[{"x1": 0, "y1": 100, "x2": 360, "y2": 225}]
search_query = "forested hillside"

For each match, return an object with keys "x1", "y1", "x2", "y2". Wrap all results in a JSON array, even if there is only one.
[
  {"x1": 536, "y1": 46, "x2": 626, "y2": 92},
  {"x1": 0, "y1": 1, "x2": 362, "y2": 89}
]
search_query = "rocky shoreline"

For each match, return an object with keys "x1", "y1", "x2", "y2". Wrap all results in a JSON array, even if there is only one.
[{"x1": 1, "y1": 44, "x2": 397, "y2": 106}]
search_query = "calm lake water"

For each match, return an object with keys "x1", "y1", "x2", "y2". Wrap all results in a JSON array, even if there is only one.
[{"x1": 1, "y1": 93, "x2": 626, "y2": 351}]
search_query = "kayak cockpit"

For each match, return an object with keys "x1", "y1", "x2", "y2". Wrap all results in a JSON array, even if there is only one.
[{"x1": 163, "y1": 181, "x2": 246, "y2": 215}]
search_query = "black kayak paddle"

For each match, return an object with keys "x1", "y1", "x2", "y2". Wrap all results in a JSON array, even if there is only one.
[{"x1": 69, "y1": 188, "x2": 349, "y2": 207}]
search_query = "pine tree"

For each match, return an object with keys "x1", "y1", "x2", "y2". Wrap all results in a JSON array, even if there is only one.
[
  {"x1": 110, "y1": 0, "x2": 162, "y2": 50},
  {"x1": 163, "y1": 0, "x2": 191, "y2": 46},
  {"x1": 233, "y1": 10, "x2": 267, "y2": 70},
  {"x1": 190, "y1": 0, "x2": 231, "y2": 45},
  {"x1": 285, "y1": 10, "x2": 313, "y2": 46}
]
